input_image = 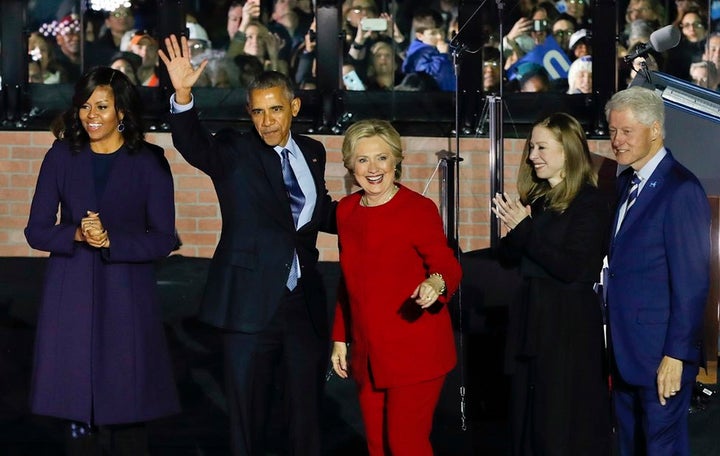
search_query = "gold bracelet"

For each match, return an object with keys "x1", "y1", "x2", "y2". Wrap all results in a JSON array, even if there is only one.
[{"x1": 429, "y1": 272, "x2": 446, "y2": 294}]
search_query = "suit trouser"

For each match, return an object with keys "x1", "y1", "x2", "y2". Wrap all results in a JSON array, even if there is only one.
[
  {"x1": 356, "y1": 374, "x2": 446, "y2": 456},
  {"x1": 223, "y1": 282, "x2": 327, "y2": 456},
  {"x1": 613, "y1": 378, "x2": 693, "y2": 456}
]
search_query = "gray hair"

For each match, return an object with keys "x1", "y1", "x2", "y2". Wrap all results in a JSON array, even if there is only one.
[{"x1": 605, "y1": 86, "x2": 665, "y2": 136}]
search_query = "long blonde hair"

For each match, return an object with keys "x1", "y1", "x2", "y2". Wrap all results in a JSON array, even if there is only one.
[{"x1": 517, "y1": 112, "x2": 597, "y2": 212}]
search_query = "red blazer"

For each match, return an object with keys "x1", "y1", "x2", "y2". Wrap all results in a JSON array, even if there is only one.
[{"x1": 332, "y1": 185, "x2": 462, "y2": 388}]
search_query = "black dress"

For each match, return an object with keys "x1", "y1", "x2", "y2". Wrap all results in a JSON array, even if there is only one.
[{"x1": 499, "y1": 184, "x2": 612, "y2": 456}]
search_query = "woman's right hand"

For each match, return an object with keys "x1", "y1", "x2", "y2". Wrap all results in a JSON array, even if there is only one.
[
  {"x1": 157, "y1": 34, "x2": 208, "y2": 103},
  {"x1": 492, "y1": 192, "x2": 530, "y2": 230},
  {"x1": 331, "y1": 341, "x2": 349, "y2": 379}
]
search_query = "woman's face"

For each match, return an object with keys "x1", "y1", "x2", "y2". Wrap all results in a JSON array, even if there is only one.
[
  {"x1": 528, "y1": 125, "x2": 565, "y2": 187},
  {"x1": 79, "y1": 85, "x2": 124, "y2": 150},
  {"x1": 244, "y1": 25, "x2": 265, "y2": 57},
  {"x1": 352, "y1": 136, "x2": 397, "y2": 197},
  {"x1": 681, "y1": 12, "x2": 706, "y2": 42},
  {"x1": 372, "y1": 45, "x2": 394, "y2": 75}
]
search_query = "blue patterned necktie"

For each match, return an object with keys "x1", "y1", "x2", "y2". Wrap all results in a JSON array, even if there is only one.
[
  {"x1": 616, "y1": 173, "x2": 641, "y2": 235},
  {"x1": 280, "y1": 148, "x2": 305, "y2": 290},
  {"x1": 625, "y1": 173, "x2": 642, "y2": 213}
]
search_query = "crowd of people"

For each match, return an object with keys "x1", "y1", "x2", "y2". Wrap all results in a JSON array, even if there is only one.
[{"x1": 25, "y1": 0, "x2": 720, "y2": 96}]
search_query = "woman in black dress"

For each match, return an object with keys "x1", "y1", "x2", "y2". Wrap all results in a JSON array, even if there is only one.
[{"x1": 492, "y1": 112, "x2": 611, "y2": 455}]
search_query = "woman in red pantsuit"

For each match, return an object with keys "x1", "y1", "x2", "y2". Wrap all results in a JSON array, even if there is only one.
[{"x1": 331, "y1": 119, "x2": 462, "y2": 456}]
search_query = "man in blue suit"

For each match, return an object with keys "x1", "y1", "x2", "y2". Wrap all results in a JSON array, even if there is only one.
[{"x1": 605, "y1": 86, "x2": 710, "y2": 455}]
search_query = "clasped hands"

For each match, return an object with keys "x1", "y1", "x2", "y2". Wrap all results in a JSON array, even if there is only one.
[
  {"x1": 76, "y1": 211, "x2": 110, "y2": 248},
  {"x1": 492, "y1": 192, "x2": 530, "y2": 230}
]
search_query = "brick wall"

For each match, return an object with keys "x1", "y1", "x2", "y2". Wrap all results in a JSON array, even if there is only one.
[{"x1": 0, "y1": 131, "x2": 613, "y2": 260}]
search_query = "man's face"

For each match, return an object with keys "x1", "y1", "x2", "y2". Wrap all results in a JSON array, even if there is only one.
[
  {"x1": 57, "y1": 32, "x2": 80, "y2": 56},
  {"x1": 608, "y1": 108, "x2": 659, "y2": 170},
  {"x1": 482, "y1": 60, "x2": 500, "y2": 91},
  {"x1": 247, "y1": 86, "x2": 301, "y2": 147},
  {"x1": 227, "y1": 5, "x2": 243, "y2": 38}
]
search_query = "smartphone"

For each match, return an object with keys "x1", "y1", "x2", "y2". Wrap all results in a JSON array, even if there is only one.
[
  {"x1": 532, "y1": 19, "x2": 548, "y2": 32},
  {"x1": 342, "y1": 70, "x2": 366, "y2": 91},
  {"x1": 360, "y1": 18, "x2": 388, "y2": 32}
]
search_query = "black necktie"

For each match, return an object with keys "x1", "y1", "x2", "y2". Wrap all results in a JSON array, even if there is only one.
[
  {"x1": 280, "y1": 148, "x2": 305, "y2": 227},
  {"x1": 280, "y1": 148, "x2": 305, "y2": 290}
]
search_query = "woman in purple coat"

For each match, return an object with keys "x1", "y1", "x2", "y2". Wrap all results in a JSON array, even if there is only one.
[{"x1": 25, "y1": 67, "x2": 180, "y2": 455}]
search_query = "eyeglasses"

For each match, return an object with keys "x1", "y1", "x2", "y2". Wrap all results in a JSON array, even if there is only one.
[
  {"x1": 681, "y1": 21, "x2": 705, "y2": 29},
  {"x1": 351, "y1": 6, "x2": 374, "y2": 13},
  {"x1": 483, "y1": 61, "x2": 499, "y2": 67},
  {"x1": 627, "y1": 7, "x2": 650, "y2": 14},
  {"x1": 553, "y1": 30, "x2": 574, "y2": 37},
  {"x1": 111, "y1": 11, "x2": 130, "y2": 18},
  {"x1": 567, "y1": 0, "x2": 585, "y2": 4}
]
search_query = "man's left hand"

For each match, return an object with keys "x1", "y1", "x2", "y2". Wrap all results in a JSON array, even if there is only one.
[{"x1": 657, "y1": 355, "x2": 683, "y2": 406}]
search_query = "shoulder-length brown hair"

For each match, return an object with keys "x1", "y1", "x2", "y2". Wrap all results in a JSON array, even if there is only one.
[{"x1": 517, "y1": 112, "x2": 597, "y2": 212}]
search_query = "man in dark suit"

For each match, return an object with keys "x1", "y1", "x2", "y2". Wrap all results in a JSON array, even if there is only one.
[
  {"x1": 605, "y1": 86, "x2": 710, "y2": 455},
  {"x1": 158, "y1": 35, "x2": 335, "y2": 456}
]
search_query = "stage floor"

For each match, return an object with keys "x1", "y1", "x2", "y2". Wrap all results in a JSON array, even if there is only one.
[{"x1": 1, "y1": 255, "x2": 717, "y2": 455}]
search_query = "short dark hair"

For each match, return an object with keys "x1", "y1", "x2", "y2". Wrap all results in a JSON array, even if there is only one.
[
  {"x1": 56, "y1": 66, "x2": 144, "y2": 153},
  {"x1": 246, "y1": 70, "x2": 296, "y2": 104},
  {"x1": 412, "y1": 8, "x2": 443, "y2": 34}
]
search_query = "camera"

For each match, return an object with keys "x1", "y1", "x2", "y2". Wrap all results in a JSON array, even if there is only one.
[{"x1": 360, "y1": 18, "x2": 388, "y2": 32}]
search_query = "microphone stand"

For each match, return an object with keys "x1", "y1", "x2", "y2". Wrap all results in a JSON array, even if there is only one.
[{"x1": 446, "y1": 0, "x2": 486, "y2": 434}]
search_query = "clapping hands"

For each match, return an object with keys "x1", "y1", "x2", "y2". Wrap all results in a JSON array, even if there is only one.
[{"x1": 492, "y1": 192, "x2": 531, "y2": 230}]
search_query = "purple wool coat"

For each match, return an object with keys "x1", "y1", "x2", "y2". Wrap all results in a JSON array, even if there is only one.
[{"x1": 24, "y1": 139, "x2": 180, "y2": 425}]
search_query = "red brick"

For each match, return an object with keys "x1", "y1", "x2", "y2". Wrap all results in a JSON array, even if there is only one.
[
  {"x1": 198, "y1": 219, "x2": 222, "y2": 231},
  {"x1": 177, "y1": 204, "x2": 218, "y2": 218},
  {"x1": 12, "y1": 147, "x2": 49, "y2": 160}
]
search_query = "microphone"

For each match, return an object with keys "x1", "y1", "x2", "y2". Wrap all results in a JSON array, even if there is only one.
[{"x1": 624, "y1": 24, "x2": 681, "y2": 62}]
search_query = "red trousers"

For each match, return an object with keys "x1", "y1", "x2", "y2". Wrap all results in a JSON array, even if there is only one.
[{"x1": 357, "y1": 375, "x2": 446, "y2": 456}]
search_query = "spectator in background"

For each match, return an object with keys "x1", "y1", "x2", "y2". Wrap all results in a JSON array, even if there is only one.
[
  {"x1": 292, "y1": 19, "x2": 317, "y2": 87},
  {"x1": 238, "y1": 21, "x2": 290, "y2": 75},
  {"x1": 666, "y1": 9, "x2": 708, "y2": 80},
  {"x1": 670, "y1": 0, "x2": 704, "y2": 26},
  {"x1": 186, "y1": 21, "x2": 213, "y2": 65},
  {"x1": 569, "y1": 28, "x2": 591, "y2": 60},
  {"x1": 402, "y1": 8, "x2": 456, "y2": 91},
  {"x1": 28, "y1": 31, "x2": 65, "y2": 84},
  {"x1": 565, "y1": 0, "x2": 591, "y2": 29},
  {"x1": 268, "y1": 0, "x2": 311, "y2": 64},
  {"x1": 689, "y1": 60, "x2": 720, "y2": 89},
  {"x1": 482, "y1": 46, "x2": 502, "y2": 93},
  {"x1": 95, "y1": 6, "x2": 135, "y2": 55},
  {"x1": 43, "y1": 14, "x2": 82, "y2": 82},
  {"x1": 226, "y1": 0, "x2": 261, "y2": 48},
  {"x1": 551, "y1": 13, "x2": 577, "y2": 56},
  {"x1": 567, "y1": 54, "x2": 592, "y2": 93},
  {"x1": 129, "y1": 32, "x2": 160, "y2": 87},
  {"x1": 110, "y1": 51, "x2": 142, "y2": 85},
  {"x1": 364, "y1": 41, "x2": 403, "y2": 90},
  {"x1": 702, "y1": 32, "x2": 720, "y2": 73}
]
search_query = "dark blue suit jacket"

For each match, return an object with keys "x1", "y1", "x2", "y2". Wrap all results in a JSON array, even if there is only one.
[
  {"x1": 169, "y1": 108, "x2": 336, "y2": 336},
  {"x1": 607, "y1": 151, "x2": 710, "y2": 387}
]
